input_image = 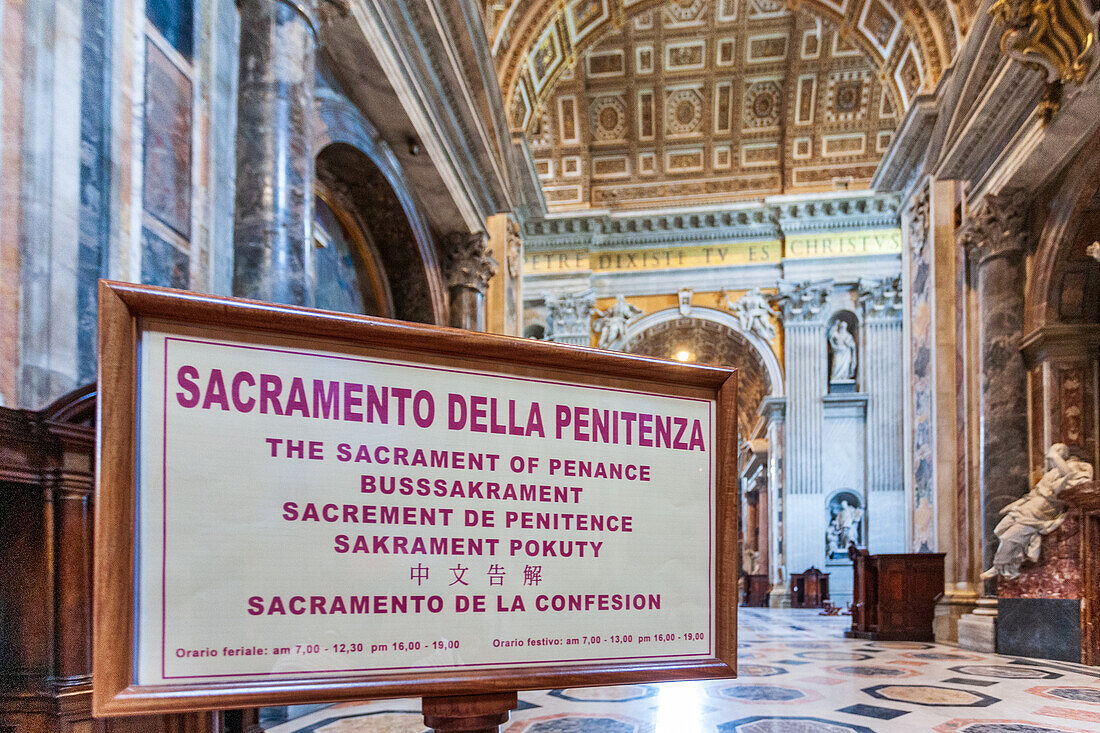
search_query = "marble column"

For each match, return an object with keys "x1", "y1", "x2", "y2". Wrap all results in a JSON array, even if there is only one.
[
  {"x1": 232, "y1": 0, "x2": 319, "y2": 305},
  {"x1": 955, "y1": 193, "x2": 1029, "y2": 651},
  {"x1": 858, "y1": 277, "x2": 905, "y2": 552},
  {"x1": 959, "y1": 193, "x2": 1030, "y2": 584},
  {"x1": 775, "y1": 281, "x2": 830, "y2": 578},
  {"x1": 761, "y1": 397, "x2": 788, "y2": 606},
  {"x1": 444, "y1": 232, "x2": 497, "y2": 331}
]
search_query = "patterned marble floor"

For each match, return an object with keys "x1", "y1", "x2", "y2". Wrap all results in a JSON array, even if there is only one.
[{"x1": 265, "y1": 608, "x2": 1100, "y2": 733}]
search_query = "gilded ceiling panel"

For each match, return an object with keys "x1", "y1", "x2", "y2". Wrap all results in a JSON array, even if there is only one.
[{"x1": 519, "y1": 0, "x2": 903, "y2": 210}]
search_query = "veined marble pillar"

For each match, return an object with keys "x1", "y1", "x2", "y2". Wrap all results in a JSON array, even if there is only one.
[
  {"x1": 444, "y1": 232, "x2": 498, "y2": 332},
  {"x1": 859, "y1": 277, "x2": 904, "y2": 552},
  {"x1": 761, "y1": 397, "x2": 788, "y2": 606},
  {"x1": 776, "y1": 282, "x2": 830, "y2": 578},
  {"x1": 956, "y1": 192, "x2": 1030, "y2": 651},
  {"x1": 962, "y1": 193, "x2": 1030, "y2": 582},
  {"x1": 232, "y1": 0, "x2": 319, "y2": 305}
]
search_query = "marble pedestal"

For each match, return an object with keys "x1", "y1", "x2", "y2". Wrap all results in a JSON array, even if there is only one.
[
  {"x1": 934, "y1": 584, "x2": 980, "y2": 644},
  {"x1": 957, "y1": 596, "x2": 998, "y2": 652}
]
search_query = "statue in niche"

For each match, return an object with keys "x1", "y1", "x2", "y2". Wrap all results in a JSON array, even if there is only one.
[
  {"x1": 742, "y1": 547, "x2": 762, "y2": 575},
  {"x1": 981, "y1": 443, "x2": 1094, "y2": 580},
  {"x1": 828, "y1": 320, "x2": 857, "y2": 382},
  {"x1": 826, "y1": 497, "x2": 863, "y2": 559},
  {"x1": 591, "y1": 295, "x2": 642, "y2": 349},
  {"x1": 728, "y1": 288, "x2": 780, "y2": 341}
]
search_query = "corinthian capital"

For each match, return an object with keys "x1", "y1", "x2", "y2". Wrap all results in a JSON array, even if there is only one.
[
  {"x1": 444, "y1": 232, "x2": 498, "y2": 293},
  {"x1": 773, "y1": 279, "x2": 832, "y2": 322},
  {"x1": 957, "y1": 192, "x2": 1029, "y2": 263},
  {"x1": 858, "y1": 276, "x2": 903, "y2": 318}
]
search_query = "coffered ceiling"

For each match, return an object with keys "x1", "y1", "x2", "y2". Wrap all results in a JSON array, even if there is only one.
[{"x1": 485, "y1": 0, "x2": 978, "y2": 211}]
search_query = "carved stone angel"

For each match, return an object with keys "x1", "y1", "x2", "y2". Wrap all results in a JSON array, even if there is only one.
[
  {"x1": 728, "y1": 288, "x2": 779, "y2": 341},
  {"x1": 981, "y1": 443, "x2": 1094, "y2": 580}
]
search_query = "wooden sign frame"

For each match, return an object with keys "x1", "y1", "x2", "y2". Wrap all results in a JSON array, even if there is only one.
[{"x1": 93, "y1": 280, "x2": 737, "y2": 716}]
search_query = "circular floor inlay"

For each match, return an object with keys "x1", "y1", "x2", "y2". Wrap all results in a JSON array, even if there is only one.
[
  {"x1": 961, "y1": 724, "x2": 1078, "y2": 733},
  {"x1": 1045, "y1": 687, "x2": 1100, "y2": 704},
  {"x1": 867, "y1": 641, "x2": 934, "y2": 649},
  {"x1": 524, "y1": 717, "x2": 637, "y2": 733},
  {"x1": 796, "y1": 651, "x2": 872, "y2": 661},
  {"x1": 315, "y1": 712, "x2": 426, "y2": 733},
  {"x1": 718, "y1": 684, "x2": 804, "y2": 702},
  {"x1": 719, "y1": 716, "x2": 876, "y2": 733},
  {"x1": 831, "y1": 665, "x2": 909, "y2": 677},
  {"x1": 865, "y1": 684, "x2": 998, "y2": 707},
  {"x1": 551, "y1": 685, "x2": 657, "y2": 702},
  {"x1": 738, "y1": 664, "x2": 787, "y2": 677},
  {"x1": 950, "y1": 665, "x2": 1061, "y2": 680}
]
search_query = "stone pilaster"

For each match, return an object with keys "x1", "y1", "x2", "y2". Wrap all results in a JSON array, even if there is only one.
[
  {"x1": 444, "y1": 232, "x2": 497, "y2": 331},
  {"x1": 775, "y1": 281, "x2": 830, "y2": 577},
  {"x1": 232, "y1": 0, "x2": 320, "y2": 305},
  {"x1": 858, "y1": 276, "x2": 905, "y2": 552}
]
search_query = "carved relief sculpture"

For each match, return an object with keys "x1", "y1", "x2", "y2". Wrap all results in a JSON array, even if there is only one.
[
  {"x1": 728, "y1": 287, "x2": 780, "y2": 340},
  {"x1": 981, "y1": 443, "x2": 1095, "y2": 579},
  {"x1": 592, "y1": 295, "x2": 643, "y2": 350},
  {"x1": 828, "y1": 320, "x2": 857, "y2": 382},
  {"x1": 545, "y1": 290, "x2": 596, "y2": 345}
]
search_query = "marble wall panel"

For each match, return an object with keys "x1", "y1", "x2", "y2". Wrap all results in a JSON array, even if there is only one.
[
  {"x1": 909, "y1": 225, "x2": 935, "y2": 551},
  {"x1": 77, "y1": 0, "x2": 112, "y2": 385},
  {"x1": 142, "y1": 38, "x2": 193, "y2": 240},
  {"x1": 140, "y1": 226, "x2": 190, "y2": 289}
]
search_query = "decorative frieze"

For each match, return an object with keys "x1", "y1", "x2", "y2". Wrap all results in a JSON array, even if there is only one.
[{"x1": 545, "y1": 290, "x2": 595, "y2": 345}]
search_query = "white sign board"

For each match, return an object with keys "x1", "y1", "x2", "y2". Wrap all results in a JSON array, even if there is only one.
[{"x1": 134, "y1": 326, "x2": 716, "y2": 685}]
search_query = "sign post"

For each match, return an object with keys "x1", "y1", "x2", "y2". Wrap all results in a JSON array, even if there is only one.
[{"x1": 93, "y1": 281, "x2": 737, "y2": 723}]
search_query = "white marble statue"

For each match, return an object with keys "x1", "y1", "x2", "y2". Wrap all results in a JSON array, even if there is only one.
[
  {"x1": 591, "y1": 295, "x2": 642, "y2": 349},
  {"x1": 828, "y1": 320, "x2": 857, "y2": 382},
  {"x1": 826, "y1": 500, "x2": 863, "y2": 557},
  {"x1": 981, "y1": 443, "x2": 1094, "y2": 580},
  {"x1": 742, "y1": 547, "x2": 762, "y2": 575},
  {"x1": 729, "y1": 288, "x2": 779, "y2": 341}
]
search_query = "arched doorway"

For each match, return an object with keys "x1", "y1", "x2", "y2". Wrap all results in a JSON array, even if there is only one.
[{"x1": 620, "y1": 306, "x2": 784, "y2": 598}]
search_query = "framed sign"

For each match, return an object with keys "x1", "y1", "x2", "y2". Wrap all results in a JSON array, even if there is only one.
[{"x1": 93, "y1": 281, "x2": 737, "y2": 716}]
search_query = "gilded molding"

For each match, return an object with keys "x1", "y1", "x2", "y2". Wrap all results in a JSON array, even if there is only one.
[{"x1": 989, "y1": 0, "x2": 1099, "y2": 121}]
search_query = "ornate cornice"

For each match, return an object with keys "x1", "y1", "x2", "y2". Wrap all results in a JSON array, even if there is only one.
[
  {"x1": 957, "y1": 191, "x2": 1029, "y2": 263},
  {"x1": 524, "y1": 193, "x2": 901, "y2": 249},
  {"x1": 444, "y1": 231, "x2": 498, "y2": 293}
]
